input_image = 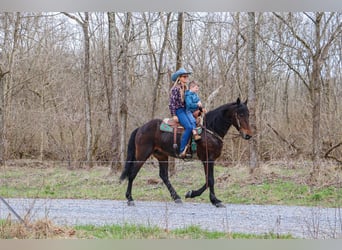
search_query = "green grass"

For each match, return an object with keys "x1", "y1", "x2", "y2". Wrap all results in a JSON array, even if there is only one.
[
  {"x1": 0, "y1": 219, "x2": 293, "y2": 239},
  {"x1": 0, "y1": 160, "x2": 341, "y2": 207},
  {"x1": 75, "y1": 224, "x2": 294, "y2": 239}
]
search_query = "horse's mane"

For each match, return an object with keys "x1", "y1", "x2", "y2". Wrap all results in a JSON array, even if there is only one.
[{"x1": 204, "y1": 101, "x2": 238, "y2": 138}]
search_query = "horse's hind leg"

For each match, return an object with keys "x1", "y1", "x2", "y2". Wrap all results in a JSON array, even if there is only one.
[
  {"x1": 125, "y1": 147, "x2": 153, "y2": 206},
  {"x1": 155, "y1": 154, "x2": 182, "y2": 203},
  {"x1": 125, "y1": 162, "x2": 143, "y2": 206}
]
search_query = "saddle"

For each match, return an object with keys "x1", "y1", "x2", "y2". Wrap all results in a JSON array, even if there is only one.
[
  {"x1": 160, "y1": 118, "x2": 202, "y2": 157},
  {"x1": 160, "y1": 118, "x2": 184, "y2": 133}
]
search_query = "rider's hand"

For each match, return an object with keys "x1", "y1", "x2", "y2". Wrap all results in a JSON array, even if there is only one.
[{"x1": 172, "y1": 116, "x2": 179, "y2": 122}]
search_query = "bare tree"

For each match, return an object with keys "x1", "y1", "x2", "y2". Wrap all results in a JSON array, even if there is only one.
[
  {"x1": 168, "y1": 12, "x2": 184, "y2": 176},
  {"x1": 148, "y1": 12, "x2": 172, "y2": 119},
  {"x1": 107, "y1": 12, "x2": 121, "y2": 172},
  {"x1": 119, "y1": 13, "x2": 132, "y2": 168},
  {"x1": 176, "y1": 12, "x2": 184, "y2": 70},
  {"x1": 273, "y1": 12, "x2": 342, "y2": 181},
  {"x1": 62, "y1": 12, "x2": 93, "y2": 167},
  {"x1": 0, "y1": 68, "x2": 9, "y2": 165},
  {"x1": 0, "y1": 12, "x2": 340, "y2": 169},
  {"x1": 247, "y1": 12, "x2": 259, "y2": 172}
]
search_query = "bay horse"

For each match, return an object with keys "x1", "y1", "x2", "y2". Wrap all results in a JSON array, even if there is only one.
[{"x1": 120, "y1": 98, "x2": 252, "y2": 207}]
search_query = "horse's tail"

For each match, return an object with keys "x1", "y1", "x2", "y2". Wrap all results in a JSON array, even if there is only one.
[{"x1": 119, "y1": 127, "x2": 139, "y2": 182}]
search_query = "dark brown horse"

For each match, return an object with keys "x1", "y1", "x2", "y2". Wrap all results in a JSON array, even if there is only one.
[{"x1": 120, "y1": 98, "x2": 252, "y2": 207}]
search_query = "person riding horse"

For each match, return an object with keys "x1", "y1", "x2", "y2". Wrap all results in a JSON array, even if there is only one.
[{"x1": 169, "y1": 68, "x2": 196, "y2": 158}]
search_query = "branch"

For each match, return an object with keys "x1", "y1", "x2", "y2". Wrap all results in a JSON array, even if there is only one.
[
  {"x1": 272, "y1": 12, "x2": 313, "y2": 56},
  {"x1": 61, "y1": 12, "x2": 83, "y2": 26},
  {"x1": 205, "y1": 85, "x2": 223, "y2": 110},
  {"x1": 321, "y1": 21, "x2": 342, "y2": 59},
  {"x1": 0, "y1": 70, "x2": 10, "y2": 79},
  {"x1": 266, "y1": 123, "x2": 299, "y2": 152},
  {"x1": 324, "y1": 142, "x2": 342, "y2": 164},
  {"x1": 259, "y1": 34, "x2": 310, "y2": 90}
]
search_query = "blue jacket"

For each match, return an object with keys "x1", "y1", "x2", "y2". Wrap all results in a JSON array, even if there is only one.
[{"x1": 185, "y1": 90, "x2": 200, "y2": 112}]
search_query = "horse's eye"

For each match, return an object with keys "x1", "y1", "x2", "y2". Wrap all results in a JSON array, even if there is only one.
[{"x1": 239, "y1": 113, "x2": 244, "y2": 117}]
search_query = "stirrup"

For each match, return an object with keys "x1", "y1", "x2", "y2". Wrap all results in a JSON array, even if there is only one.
[
  {"x1": 179, "y1": 149, "x2": 187, "y2": 159},
  {"x1": 179, "y1": 146, "x2": 191, "y2": 159}
]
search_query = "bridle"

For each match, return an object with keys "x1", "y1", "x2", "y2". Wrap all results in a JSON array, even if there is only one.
[{"x1": 235, "y1": 112, "x2": 241, "y2": 132}]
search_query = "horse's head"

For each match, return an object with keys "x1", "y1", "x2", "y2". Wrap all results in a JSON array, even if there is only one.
[{"x1": 233, "y1": 98, "x2": 252, "y2": 140}]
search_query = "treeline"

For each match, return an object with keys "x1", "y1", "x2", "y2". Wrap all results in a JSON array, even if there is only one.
[{"x1": 0, "y1": 12, "x2": 341, "y2": 173}]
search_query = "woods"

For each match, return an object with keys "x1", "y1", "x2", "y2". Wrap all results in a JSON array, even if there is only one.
[{"x1": 0, "y1": 12, "x2": 341, "y2": 178}]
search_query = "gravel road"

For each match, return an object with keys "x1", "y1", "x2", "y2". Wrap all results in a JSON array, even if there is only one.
[{"x1": 1, "y1": 198, "x2": 341, "y2": 239}]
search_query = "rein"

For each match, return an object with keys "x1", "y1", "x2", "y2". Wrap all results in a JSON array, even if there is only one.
[
  {"x1": 202, "y1": 113, "x2": 209, "y2": 188},
  {"x1": 203, "y1": 128, "x2": 223, "y2": 143}
]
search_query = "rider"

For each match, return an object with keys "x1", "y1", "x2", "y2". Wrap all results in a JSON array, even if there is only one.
[
  {"x1": 185, "y1": 81, "x2": 203, "y2": 141},
  {"x1": 169, "y1": 67, "x2": 195, "y2": 158}
]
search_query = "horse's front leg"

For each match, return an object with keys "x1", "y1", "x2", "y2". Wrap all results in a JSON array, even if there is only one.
[
  {"x1": 206, "y1": 162, "x2": 225, "y2": 208},
  {"x1": 185, "y1": 183, "x2": 207, "y2": 199},
  {"x1": 157, "y1": 157, "x2": 182, "y2": 203},
  {"x1": 185, "y1": 161, "x2": 225, "y2": 208},
  {"x1": 185, "y1": 160, "x2": 211, "y2": 199}
]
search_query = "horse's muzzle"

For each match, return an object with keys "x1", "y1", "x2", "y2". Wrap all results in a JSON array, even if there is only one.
[
  {"x1": 240, "y1": 131, "x2": 252, "y2": 140},
  {"x1": 244, "y1": 134, "x2": 252, "y2": 140}
]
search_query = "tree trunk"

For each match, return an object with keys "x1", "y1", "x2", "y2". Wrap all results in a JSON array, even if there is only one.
[
  {"x1": 119, "y1": 13, "x2": 132, "y2": 169},
  {"x1": 0, "y1": 68, "x2": 9, "y2": 166},
  {"x1": 62, "y1": 12, "x2": 93, "y2": 168},
  {"x1": 82, "y1": 13, "x2": 93, "y2": 168},
  {"x1": 310, "y1": 13, "x2": 324, "y2": 181},
  {"x1": 247, "y1": 12, "x2": 259, "y2": 173},
  {"x1": 176, "y1": 12, "x2": 184, "y2": 70},
  {"x1": 108, "y1": 12, "x2": 121, "y2": 173},
  {"x1": 169, "y1": 12, "x2": 184, "y2": 176},
  {"x1": 151, "y1": 13, "x2": 172, "y2": 119}
]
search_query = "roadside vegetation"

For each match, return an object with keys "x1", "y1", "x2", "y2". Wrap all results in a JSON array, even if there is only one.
[
  {"x1": 1, "y1": 160, "x2": 341, "y2": 208},
  {"x1": 0, "y1": 218, "x2": 293, "y2": 239},
  {"x1": 0, "y1": 159, "x2": 340, "y2": 239}
]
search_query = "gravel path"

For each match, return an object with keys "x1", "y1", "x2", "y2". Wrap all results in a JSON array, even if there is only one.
[{"x1": 1, "y1": 198, "x2": 341, "y2": 239}]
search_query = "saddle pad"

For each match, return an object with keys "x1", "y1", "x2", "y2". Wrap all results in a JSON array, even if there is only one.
[
  {"x1": 160, "y1": 122, "x2": 174, "y2": 133},
  {"x1": 160, "y1": 118, "x2": 185, "y2": 133},
  {"x1": 160, "y1": 118, "x2": 202, "y2": 135}
]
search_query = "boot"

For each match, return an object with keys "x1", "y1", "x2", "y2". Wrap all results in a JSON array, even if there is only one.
[{"x1": 194, "y1": 134, "x2": 201, "y2": 141}]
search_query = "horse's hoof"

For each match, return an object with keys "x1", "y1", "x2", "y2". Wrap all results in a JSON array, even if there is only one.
[
  {"x1": 174, "y1": 198, "x2": 183, "y2": 204},
  {"x1": 185, "y1": 190, "x2": 192, "y2": 199},
  {"x1": 215, "y1": 202, "x2": 225, "y2": 208},
  {"x1": 127, "y1": 200, "x2": 135, "y2": 206}
]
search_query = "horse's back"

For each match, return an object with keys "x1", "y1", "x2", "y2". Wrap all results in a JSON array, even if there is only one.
[
  {"x1": 135, "y1": 118, "x2": 175, "y2": 155},
  {"x1": 135, "y1": 119, "x2": 163, "y2": 141},
  {"x1": 139, "y1": 118, "x2": 162, "y2": 132}
]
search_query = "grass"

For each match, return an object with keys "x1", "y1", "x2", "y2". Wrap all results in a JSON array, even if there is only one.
[
  {"x1": 0, "y1": 159, "x2": 341, "y2": 207},
  {"x1": 0, "y1": 159, "x2": 340, "y2": 239},
  {"x1": 75, "y1": 224, "x2": 294, "y2": 239},
  {"x1": 0, "y1": 218, "x2": 293, "y2": 239}
]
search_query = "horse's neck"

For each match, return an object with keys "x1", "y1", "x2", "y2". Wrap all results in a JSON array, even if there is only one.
[{"x1": 205, "y1": 113, "x2": 232, "y2": 138}]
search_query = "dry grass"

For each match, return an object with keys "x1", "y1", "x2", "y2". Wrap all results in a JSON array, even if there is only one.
[{"x1": 0, "y1": 215, "x2": 76, "y2": 239}]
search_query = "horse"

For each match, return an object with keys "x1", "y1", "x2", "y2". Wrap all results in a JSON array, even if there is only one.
[{"x1": 119, "y1": 98, "x2": 252, "y2": 207}]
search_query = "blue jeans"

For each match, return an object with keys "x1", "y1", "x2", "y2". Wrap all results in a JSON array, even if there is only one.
[
  {"x1": 186, "y1": 110, "x2": 197, "y2": 128},
  {"x1": 176, "y1": 108, "x2": 196, "y2": 153}
]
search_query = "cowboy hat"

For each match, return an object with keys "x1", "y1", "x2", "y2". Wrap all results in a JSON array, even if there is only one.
[{"x1": 171, "y1": 67, "x2": 192, "y2": 82}]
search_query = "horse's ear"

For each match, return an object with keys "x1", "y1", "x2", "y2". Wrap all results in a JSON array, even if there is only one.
[
  {"x1": 244, "y1": 98, "x2": 248, "y2": 105},
  {"x1": 236, "y1": 97, "x2": 241, "y2": 105}
]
